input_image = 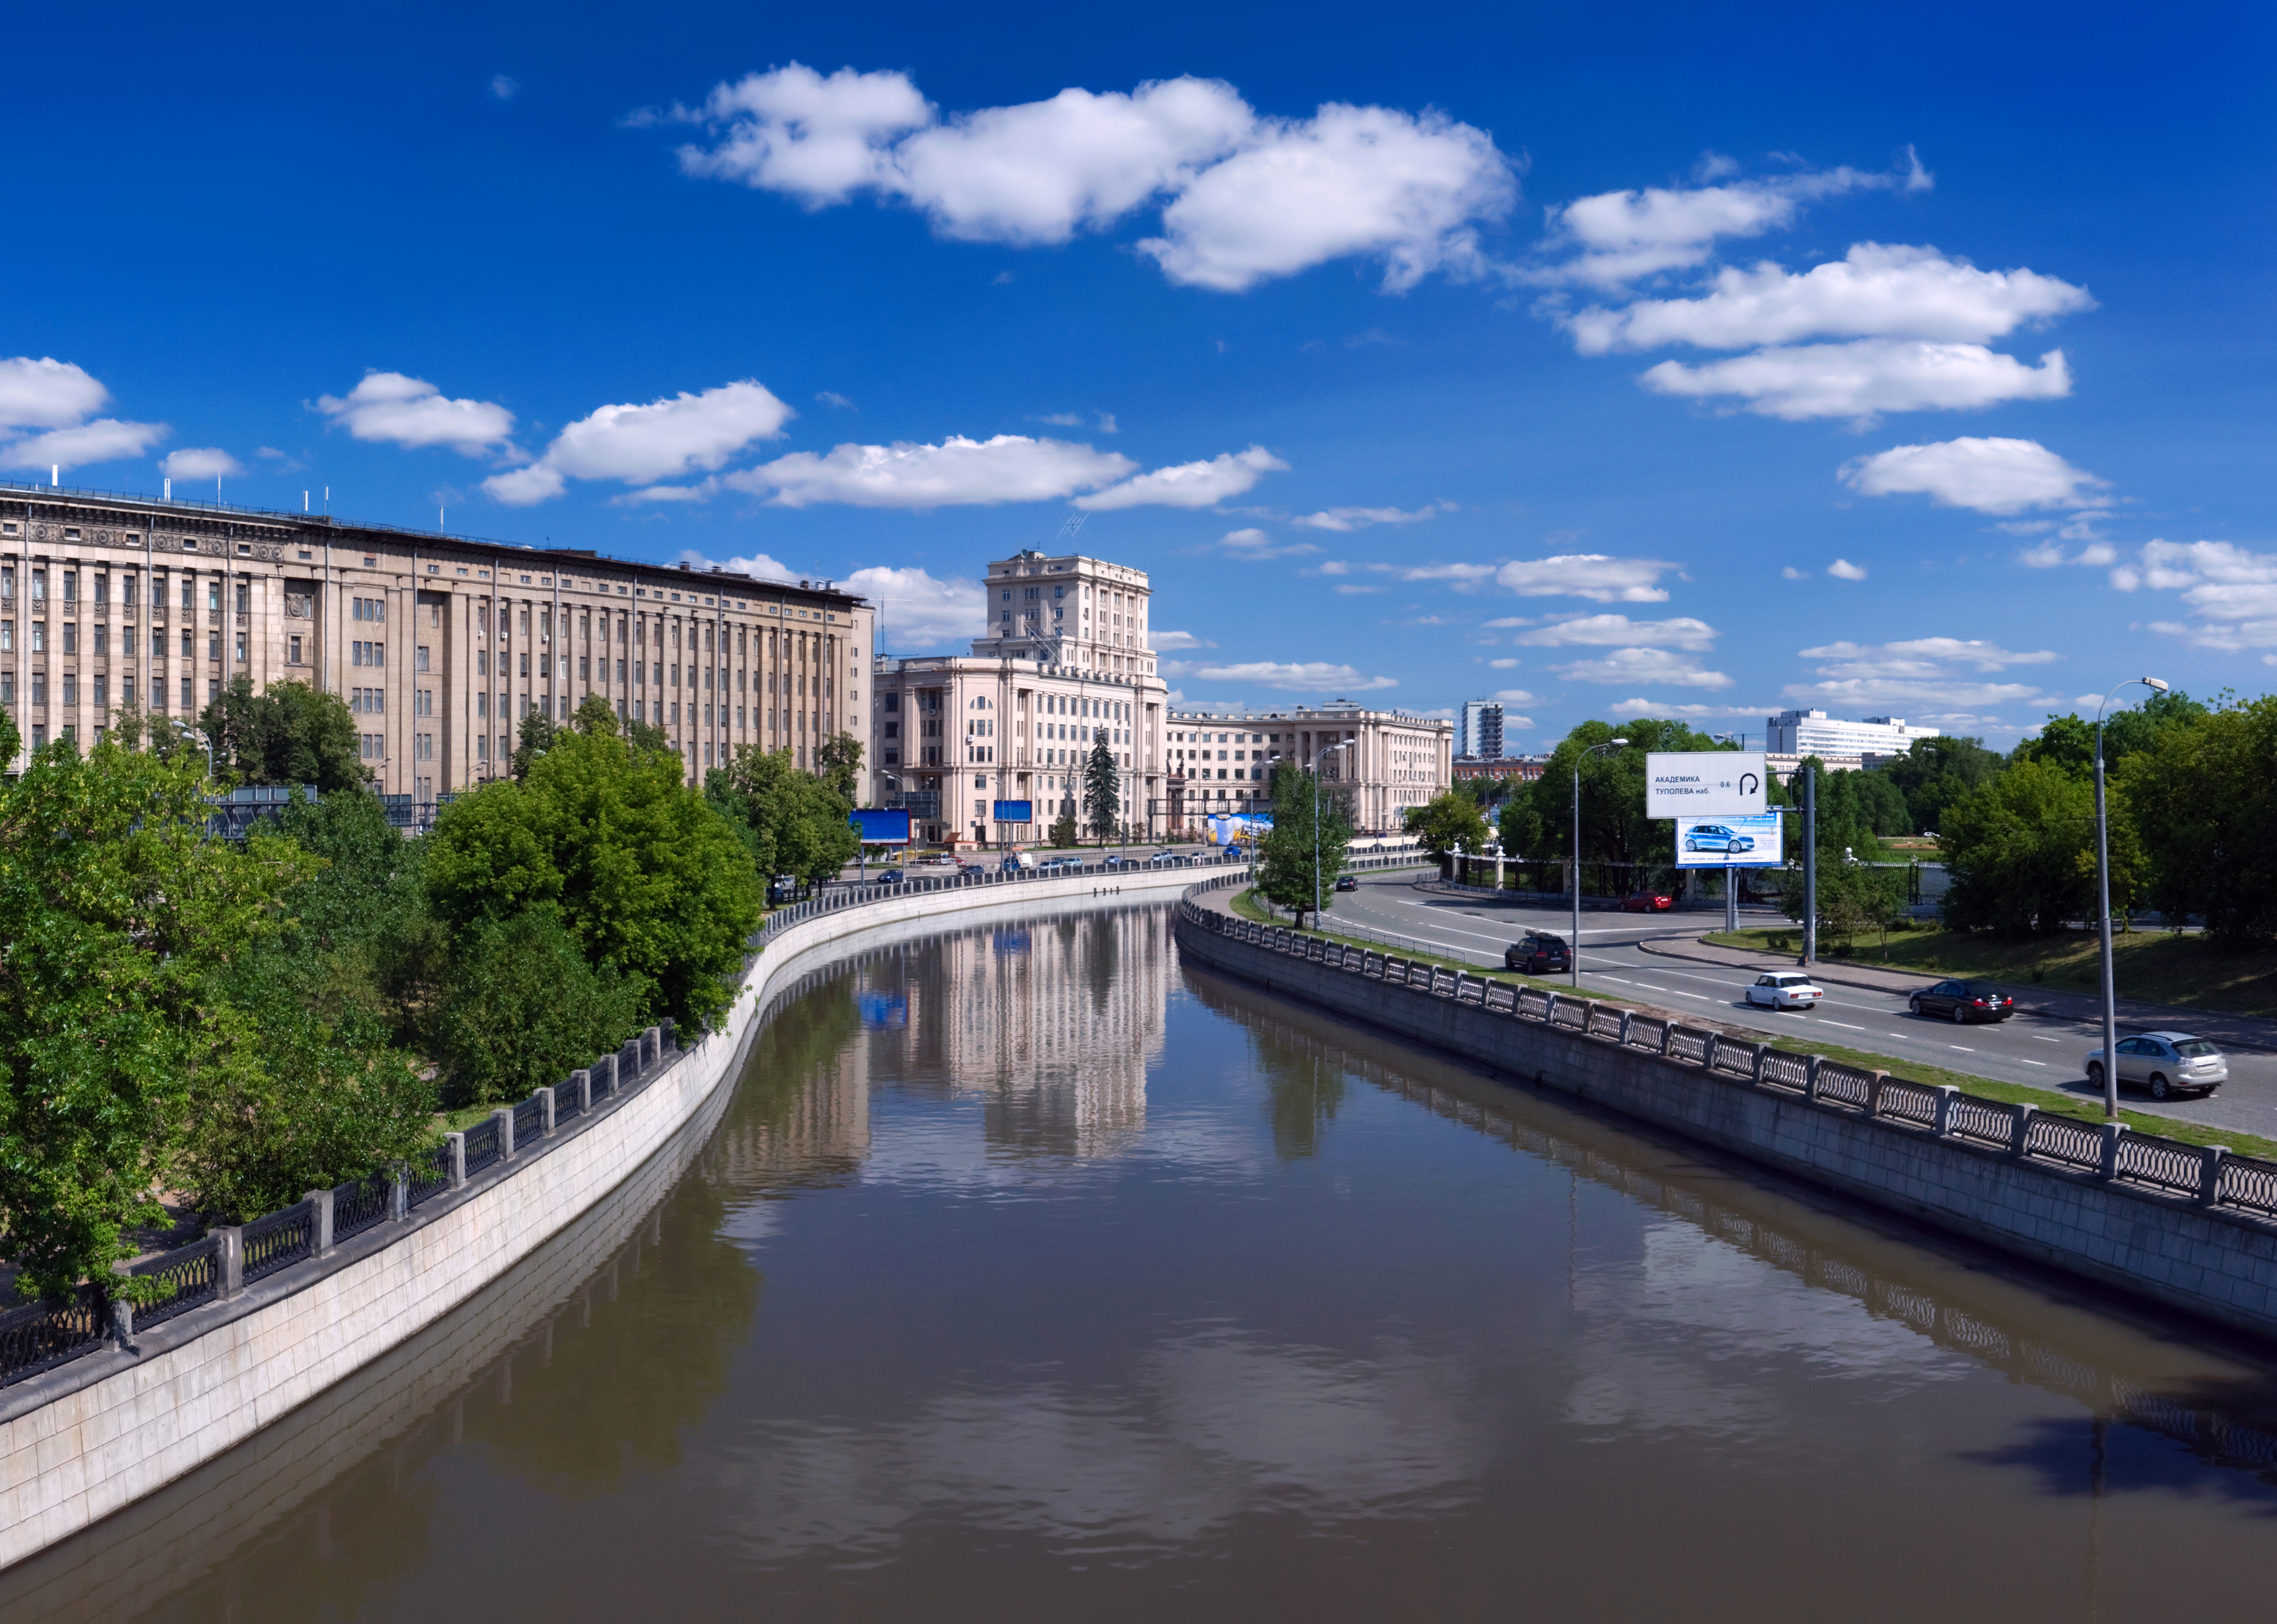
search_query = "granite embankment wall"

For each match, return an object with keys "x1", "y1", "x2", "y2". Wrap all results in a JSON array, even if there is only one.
[
  {"x1": 0, "y1": 857, "x2": 1261, "y2": 1569},
  {"x1": 1176, "y1": 894, "x2": 2277, "y2": 1340}
]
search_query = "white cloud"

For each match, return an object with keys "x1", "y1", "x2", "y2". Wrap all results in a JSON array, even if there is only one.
[
  {"x1": 1565, "y1": 243, "x2": 2092, "y2": 354},
  {"x1": 1784, "y1": 635, "x2": 2059, "y2": 716},
  {"x1": 736, "y1": 433, "x2": 1132, "y2": 508},
  {"x1": 0, "y1": 357, "x2": 109, "y2": 428},
  {"x1": 1841, "y1": 436, "x2": 2104, "y2": 515},
  {"x1": 490, "y1": 74, "x2": 519, "y2": 101},
  {"x1": 1640, "y1": 339, "x2": 2072, "y2": 421},
  {"x1": 1139, "y1": 103, "x2": 1514, "y2": 292},
  {"x1": 1151, "y1": 630, "x2": 1215, "y2": 650},
  {"x1": 1514, "y1": 613, "x2": 1717, "y2": 650},
  {"x1": 1827, "y1": 558, "x2": 1868, "y2": 580},
  {"x1": 0, "y1": 418, "x2": 170, "y2": 472},
  {"x1": 816, "y1": 390, "x2": 855, "y2": 408},
  {"x1": 1489, "y1": 688, "x2": 1541, "y2": 703},
  {"x1": 668, "y1": 65, "x2": 1515, "y2": 293},
  {"x1": 2018, "y1": 540, "x2": 2117, "y2": 567},
  {"x1": 1798, "y1": 637, "x2": 2058, "y2": 675},
  {"x1": 1781, "y1": 566, "x2": 1807, "y2": 580},
  {"x1": 1333, "y1": 584, "x2": 1385, "y2": 594},
  {"x1": 1498, "y1": 714, "x2": 1535, "y2": 729},
  {"x1": 1187, "y1": 660, "x2": 1398, "y2": 691},
  {"x1": 1290, "y1": 503, "x2": 1436, "y2": 532},
  {"x1": 317, "y1": 372, "x2": 518, "y2": 458},
  {"x1": 159, "y1": 447, "x2": 246, "y2": 480},
  {"x1": 675, "y1": 64, "x2": 932, "y2": 204},
  {"x1": 0, "y1": 356, "x2": 167, "y2": 472},
  {"x1": 1488, "y1": 657, "x2": 1520, "y2": 668},
  {"x1": 1539, "y1": 156, "x2": 1929, "y2": 290},
  {"x1": 1604, "y1": 697, "x2": 1768, "y2": 716},
  {"x1": 1783, "y1": 678, "x2": 2048, "y2": 713},
  {"x1": 1217, "y1": 525, "x2": 1316, "y2": 559},
  {"x1": 895, "y1": 77, "x2": 1254, "y2": 244},
  {"x1": 1493, "y1": 554, "x2": 1677, "y2": 603},
  {"x1": 1378, "y1": 560, "x2": 1497, "y2": 586},
  {"x1": 2115, "y1": 539, "x2": 2277, "y2": 649},
  {"x1": 1552, "y1": 647, "x2": 1732, "y2": 688},
  {"x1": 1075, "y1": 445, "x2": 1286, "y2": 510},
  {"x1": 486, "y1": 380, "x2": 795, "y2": 504},
  {"x1": 679, "y1": 547, "x2": 798, "y2": 582},
  {"x1": 843, "y1": 564, "x2": 985, "y2": 651}
]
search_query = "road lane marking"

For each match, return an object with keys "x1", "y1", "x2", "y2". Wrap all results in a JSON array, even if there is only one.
[
  {"x1": 1818, "y1": 1020, "x2": 1864, "y2": 1031},
  {"x1": 2034, "y1": 1036, "x2": 2062, "y2": 1043},
  {"x1": 1949, "y1": 1045, "x2": 1975, "y2": 1052},
  {"x1": 2022, "y1": 1060, "x2": 2048, "y2": 1066}
]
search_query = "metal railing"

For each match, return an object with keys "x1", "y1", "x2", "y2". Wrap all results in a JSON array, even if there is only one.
[
  {"x1": 242, "y1": 1203, "x2": 315, "y2": 1284},
  {"x1": 1177, "y1": 892, "x2": 2275, "y2": 1225},
  {"x1": 0, "y1": 1286, "x2": 108, "y2": 1388}
]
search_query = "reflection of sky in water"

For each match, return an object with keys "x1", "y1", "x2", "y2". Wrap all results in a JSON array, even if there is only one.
[{"x1": 711, "y1": 1326, "x2": 1491, "y2": 1563}]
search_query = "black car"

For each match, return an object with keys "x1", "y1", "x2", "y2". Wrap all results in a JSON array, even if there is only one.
[
  {"x1": 1909, "y1": 979, "x2": 2015, "y2": 1023},
  {"x1": 1334, "y1": 874, "x2": 1359, "y2": 892},
  {"x1": 1505, "y1": 931, "x2": 1571, "y2": 974}
]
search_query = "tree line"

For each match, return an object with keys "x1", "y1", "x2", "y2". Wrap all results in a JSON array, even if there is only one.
[{"x1": 0, "y1": 679, "x2": 866, "y2": 1303}]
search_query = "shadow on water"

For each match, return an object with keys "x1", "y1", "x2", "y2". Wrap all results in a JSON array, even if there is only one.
[{"x1": 1180, "y1": 957, "x2": 2277, "y2": 1508}]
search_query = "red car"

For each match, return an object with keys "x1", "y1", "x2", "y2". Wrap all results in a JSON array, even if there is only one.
[{"x1": 1621, "y1": 890, "x2": 1675, "y2": 912}]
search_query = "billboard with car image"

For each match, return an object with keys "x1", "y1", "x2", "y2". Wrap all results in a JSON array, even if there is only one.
[{"x1": 1674, "y1": 811, "x2": 1784, "y2": 868}]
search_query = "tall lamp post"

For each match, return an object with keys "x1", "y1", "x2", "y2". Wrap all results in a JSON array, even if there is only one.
[
  {"x1": 1317, "y1": 740, "x2": 1353, "y2": 925},
  {"x1": 2094, "y1": 676, "x2": 2167, "y2": 1119},
  {"x1": 1572, "y1": 738, "x2": 1628, "y2": 987},
  {"x1": 168, "y1": 718, "x2": 214, "y2": 781}
]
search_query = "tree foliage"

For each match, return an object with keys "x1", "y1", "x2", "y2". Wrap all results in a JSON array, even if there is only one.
[
  {"x1": 1938, "y1": 758, "x2": 2104, "y2": 934},
  {"x1": 1257, "y1": 767, "x2": 1351, "y2": 926},
  {"x1": 1404, "y1": 791, "x2": 1488, "y2": 858},
  {"x1": 1497, "y1": 719, "x2": 1730, "y2": 862},
  {"x1": 426, "y1": 704, "x2": 761, "y2": 1034},
  {"x1": 436, "y1": 910, "x2": 649, "y2": 1107},
  {"x1": 709, "y1": 742, "x2": 859, "y2": 886},
  {"x1": 1873, "y1": 735, "x2": 2004, "y2": 836},
  {"x1": 198, "y1": 675, "x2": 367, "y2": 793},
  {"x1": 2114, "y1": 693, "x2": 2277, "y2": 941},
  {"x1": 1083, "y1": 735, "x2": 1121, "y2": 840}
]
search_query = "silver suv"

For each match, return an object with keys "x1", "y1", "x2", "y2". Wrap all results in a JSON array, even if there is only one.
[{"x1": 2083, "y1": 1032, "x2": 2227, "y2": 1101}]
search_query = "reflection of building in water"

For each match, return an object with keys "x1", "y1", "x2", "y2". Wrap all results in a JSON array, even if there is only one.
[
  {"x1": 712, "y1": 996, "x2": 873, "y2": 1190},
  {"x1": 870, "y1": 907, "x2": 1174, "y2": 1160}
]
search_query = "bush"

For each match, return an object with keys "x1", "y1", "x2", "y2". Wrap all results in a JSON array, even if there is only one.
[
  {"x1": 437, "y1": 911, "x2": 648, "y2": 1107},
  {"x1": 1049, "y1": 813, "x2": 1080, "y2": 848}
]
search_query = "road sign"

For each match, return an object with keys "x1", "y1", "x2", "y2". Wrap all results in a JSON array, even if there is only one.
[
  {"x1": 1646, "y1": 751, "x2": 1766, "y2": 818},
  {"x1": 849, "y1": 808, "x2": 912, "y2": 845},
  {"x1": 992, "y1": 799, "x2": 1034, "y2": 823},
  {"x1": 1674, "y1": 811, "x2": 1784, "y2": 868}
]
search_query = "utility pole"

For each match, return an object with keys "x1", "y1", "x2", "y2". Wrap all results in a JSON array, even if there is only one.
[{"x1": 1801, "y1": 764, "x2": 1818, "y2": 967}]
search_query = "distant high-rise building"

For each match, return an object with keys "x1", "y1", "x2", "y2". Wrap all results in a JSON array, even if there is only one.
[
  {"x1": 1766, "y1": 708, "x2": 1941, "y2": 760},
  {"x1": 1459, "y1": 698, "x2": 1505, "y2": 760}
]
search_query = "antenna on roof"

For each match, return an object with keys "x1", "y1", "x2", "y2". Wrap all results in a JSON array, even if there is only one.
[{"x1": 1055, "y1": 512, "x2": 1088, "y2": 546}]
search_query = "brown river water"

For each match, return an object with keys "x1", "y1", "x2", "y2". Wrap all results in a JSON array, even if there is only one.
[{"x1": 9, "y1": 903, "x2": 2277, "y2": 1623}]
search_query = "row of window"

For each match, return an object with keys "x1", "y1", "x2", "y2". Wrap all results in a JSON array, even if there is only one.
[{"x1": 0, "y1": 567, "x2": 240, "y2": 612}]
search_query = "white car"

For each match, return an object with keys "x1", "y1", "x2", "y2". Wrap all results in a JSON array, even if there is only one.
[{"x1": 1746, "y1": 972, "x2": 1823, "y2": 1011}]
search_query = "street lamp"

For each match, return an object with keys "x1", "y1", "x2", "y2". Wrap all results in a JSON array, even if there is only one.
[
  {"x1": 168, "y1": 718, "x2": 213, "y2": 780},
  {"x1": 2094, "y1": 676, "x2": 2167, "y2": 1119},
  {"x1": 1572, "y1": 738, "x2": 1629, "y2": 987},
  {"x1": 1317, "y1": 740, "x2": 1353, "y2": 926}
]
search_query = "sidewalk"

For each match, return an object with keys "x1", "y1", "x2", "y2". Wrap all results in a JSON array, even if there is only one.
[{"x1": 1637, "y1": 934, "x2": 2277, "y2": 1055}]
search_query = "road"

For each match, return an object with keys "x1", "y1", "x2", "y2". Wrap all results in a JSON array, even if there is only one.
[{"x1": 1326, "y1": 871, "x2": 2277, "y2": 1139}]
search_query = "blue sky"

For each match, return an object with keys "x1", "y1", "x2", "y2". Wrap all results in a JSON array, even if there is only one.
[{"x1": 7, "y1": 0, "x2": 2273, "y2": 745}]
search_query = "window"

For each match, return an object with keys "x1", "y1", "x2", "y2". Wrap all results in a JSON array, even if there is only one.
[
  {"x1": 61, "y1": 675, "x2": 75, "y2": 706},
  {"x1": 235, "y1": 582, "x2": 250, "y2": 615},
  {"x1": 62, "y1": 624, "x2": 76, "y2": 655},
  {"x1": 416, "y1": 645, "x2": 430, "y2": 672},
  {"x1": 289, "y1": 634, "x2": 302, "y2": 664}
]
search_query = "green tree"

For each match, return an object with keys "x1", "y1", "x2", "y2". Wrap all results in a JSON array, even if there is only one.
[
  {"x1": 2114, "y1": 694, "x2": 2275, "y2": 940},
  {"x1": 435, "y1": 910, "x2": 649, "y2": 1106},
  {"x1": 510, "y1": 708, "x2": 559, "y2": 780},
  {"x1": 426, "y1": 720, "x2": 762, "y2": 1034},
  {"x1": 1404, "y1": 790, "x2": 1489, "y2": 858},
  {"x1": 1257, "y1": 765, "x2": 1351, "y2": 927},
  {"x1": 710, "y1": 744, "x2": 859, "y2": 886},
  {"x1": 2014, "y1": 688, "x2": 2209, "y2": 782},
  {"x1": 1083, "y1": 735, "x2": 1121, "y2": 840},
  {"x1": 1876, "y1": 735, "x2": 2004, "y2": 835},
  {"x1": 1782, "y1": 859, "x2": 1907, "y2": 955},
  {"x1": 1049, "y1": 812, "x2": 1081, "y2": 848},
  {"x1": 0, "y1": 721, "x2": 321, "y2": 1298},
  {"x1": 1499, "y1": 718, "x2": 1731, "y2": 863},
  {"x1": 815, "y1": 731, "x2": 864, "y2": 803},
  {"x1": 199, "y1": 675, "x2": 367, "y2": 792},
  {"x1": 1938, "y1": 758, "x2": 2101, "y2": 934}
]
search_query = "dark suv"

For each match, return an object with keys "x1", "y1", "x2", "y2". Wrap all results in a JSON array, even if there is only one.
[
  {"x1": 1908, "y1": 979, "x2": 2015, "y2": 1023},
  {"x1": 1505, "y1": 931, "x2": 1571, "y2": 974}
]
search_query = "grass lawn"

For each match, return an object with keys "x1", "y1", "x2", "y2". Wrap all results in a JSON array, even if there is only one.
[
  {"x1": 1225, "y1": 890, "x2": 2277, "y2": 1162},
  {"x1": 1704, "y1": 923, "x2": 2277, "y2": 1019}
]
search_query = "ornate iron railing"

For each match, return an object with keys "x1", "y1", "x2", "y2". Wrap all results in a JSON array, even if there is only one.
[
  {"x1": 512, "y1": 1095, "x2": 547, "y2": 1147},
  {"x1": 1761, "y1": 1050, "x2": 1810, "y2": 1092},
  {"x1": 242, "y1": 1202, "x2": 314, "y2": 1284},
  {"x1": 1877, "y1": 1079, "x2": 1940, "y2": 1128},
  {"x1": 1815, "y1": 1063, "x2": 1875, "y2": 1110},
  {"x1": 1712, "y1": 1039, "x2": 1760, "y2": 1080},
  {"x1": 1517, "y1": 988, "x2": 1552, "y2": 1022},
  {"x1": 553, "y1": 1077, "x2": 585, "y2": 1123},
  {"x1": 407, "y1": 1145, "x2": 453, "y2": 1209},
  {"x1": 2218, "y1": 1154, "x2": 2277, "y2": 1219},
  {"x1": 1948, "y1": 1095, "x2": 2016, "y2": 1149},
  {"x1": 1588, "y1": 1006, "x2": 1625, "y2": 1041},
  {"x1": 332, "y1": 1174, "x2": 392, "y2": 1243},
  {"x1": 128, "y1": 1234, "x2": 223, "y2": 1331},
  {"x1": 2028, "y1": 1113, "x2": 2104, "y2": 1172},
  {"x1": 0, "y1": 1286, "x2": 108, "y2": 1388},
  {"x1": 1666, "y1": 1025, "x2": 1711, "y2": 1064},
  {"x1": 2116, "y1": 1133, "x2": 2205, "y2": 1197},
  {"x1": 463, "y1": 1116, "x2": 503, "y2": 1177}
]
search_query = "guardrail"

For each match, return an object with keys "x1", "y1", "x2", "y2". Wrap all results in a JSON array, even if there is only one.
[
  {"x1": 1177, "y1": 896, "x2": 2277, "y2": 1225},
  {"x1": 0, "y1": 1019, "x2": 687, "y2": 1390}
]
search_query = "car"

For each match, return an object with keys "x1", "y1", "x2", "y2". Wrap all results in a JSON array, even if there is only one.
[
  {"x1": 1036, "y1": 856, "x2": 1081, "y2": 874},
  {"x1": 769, "y1": 873, "x2": 801, "y2": 904},
  {"x1": 1746, "y1": 972, "x2": 1823, "y2": 1011},
  {"x1": 1621, "y1": 890, "x2": 1674, "y2": 912},
  {"x1": 1908, "y1": 979, "x2": 2015, "y2": 1023},
  {"x1": 1335, "y1": 874, "x2": 1359, "y2": 892},
  {"x1": 874, "y1": 869, "x2": 905, "y2": 886},
  {"x1": 1682, "y1": 824, "x2": 1755, "y2": 855},
  {"x1": 1504, "y1": 931, "x2": 1571, "y2": 974},
  {"x1": 1148, "y1": 849, "x2": 1183, "y2": 865},
  {"x1": 2085, "y1": 1032, "x2": 2228, "y2": 1100},
  {"x1": 1103, "y1": 853, "x2": 1127, "y2": 866}
]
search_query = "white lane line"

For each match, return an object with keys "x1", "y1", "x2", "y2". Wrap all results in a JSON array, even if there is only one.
[
  {"x1": 1949, "y1": 1045, "x2": 1975, "y2": 1052},
  {"x1": 1633, "y1": 984, "x2": 1672, "y2": 994},
  {"x1": 1818, "y1": 1019, "x2": 1864, "y2": 1031},
  {"x1": 2034, "y1": 1036, "x2": 2062, "y2": 1043},
  {"x1": 1671, "y1": 990, "x2": 1710, "y2": 1000},
  {"x1": 2022, "y1": 1059, "x2": 2048, "y2": 1066},
  {"x1": 1888, "y1": 1034, "x2": 1908, "y2": 1041}
]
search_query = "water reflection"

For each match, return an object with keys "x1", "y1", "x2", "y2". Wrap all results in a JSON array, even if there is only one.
[{"x1": 17, "y1": 904, "x2": 2277, "y2": 1623}]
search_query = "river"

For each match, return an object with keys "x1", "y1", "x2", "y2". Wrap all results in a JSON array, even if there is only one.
[{"x1": 11, "y1": 902, "x2": 2277, "y2": 1621}]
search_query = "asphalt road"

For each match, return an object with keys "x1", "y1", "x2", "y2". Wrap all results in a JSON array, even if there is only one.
[{"x1": 1326, "y1": 872, "x2": 2277, "y2": 1139}]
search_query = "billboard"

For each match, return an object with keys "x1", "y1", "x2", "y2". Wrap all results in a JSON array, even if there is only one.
[
  {"x1": 1646, "y1": 751, "x2": 1766, "y2": 818},
  {"x1": 1208, "y1": 812, "x2": 1273, "y2": 847},
  {"x1": 849, "y1": 808, "x2": 912, "y2": 846},
  {"x1": 992, "y1": 799, "x2": 1034, "y2": 824},
  {"x1": 1674, "y1": 811, "x2": 1785, "y2": 869}
]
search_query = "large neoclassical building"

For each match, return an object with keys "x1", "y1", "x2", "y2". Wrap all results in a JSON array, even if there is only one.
[
  {"x1": 871, "y1": 547, "x2": 1169, "y2": 845},
  {"x1": 0, "y1": 483, "x2": 873, "y2": 803}
]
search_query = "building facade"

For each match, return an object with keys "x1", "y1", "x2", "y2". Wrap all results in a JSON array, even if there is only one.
[
  {"x1": 1766, "y1": 708, "x2": 1940, "y2": 760},
  {"x1": 0, "y1": 485, "x2": 873, "y2": 797},
  {"x1": 870, "y1": 548, "x2": 1169, "y2": 845},
  {"x1": 1166, "y1": 701, "x2": 1452, "y2": 833}
]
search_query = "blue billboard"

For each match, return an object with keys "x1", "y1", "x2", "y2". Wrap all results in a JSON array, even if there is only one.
[
  {"x1": 849, "y1": 808, "x2": 912, "y2": 846},
  {"x1": 992, "y1": 799, "x2": 1034, "y2": 823}
]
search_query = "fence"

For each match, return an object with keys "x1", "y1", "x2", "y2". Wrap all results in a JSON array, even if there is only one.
[
  {"x1": 0, "y1": 1018, "x2": 688, "y2": 1390},
  {"x1": 1177, "y1": 895, "x2": 2277, "y2": 1226}
]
